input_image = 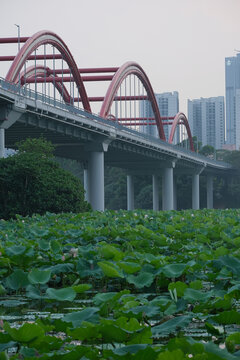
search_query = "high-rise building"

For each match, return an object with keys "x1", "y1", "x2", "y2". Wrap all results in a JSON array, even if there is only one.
[
  {"x1": 225, "y1": 54, "x2": 240, "y2": 149},
  {"x1": 140, "y1": 91, "x2": 179, "y2": 142},
  {"x1": 188, "y1": 97, "x2": 225, "y2": 150}
]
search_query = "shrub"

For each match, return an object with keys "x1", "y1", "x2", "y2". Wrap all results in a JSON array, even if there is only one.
[{"x1": 0, "y1": 138, "x2": 91, "y2": 219}]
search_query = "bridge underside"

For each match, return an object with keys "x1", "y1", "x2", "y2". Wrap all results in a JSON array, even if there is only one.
[
  {"x1": 4, "y1": 119, "x2": 211, "y2": 175},
  {"x1": 0, "y1": 88, "x2": 233, "y2": 212}
]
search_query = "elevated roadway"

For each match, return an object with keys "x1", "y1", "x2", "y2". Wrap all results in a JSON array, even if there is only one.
[{"x1": 0, "y1": 79, "x2": 232, "y2": 211}]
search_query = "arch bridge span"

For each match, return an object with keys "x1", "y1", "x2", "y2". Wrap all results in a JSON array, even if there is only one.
[
  {"x1": 0, "y1": 30, "x2": 231, "y2": 212},
  {"x1": 1, "y1": 30, "x2": 194, "y2": 150}
]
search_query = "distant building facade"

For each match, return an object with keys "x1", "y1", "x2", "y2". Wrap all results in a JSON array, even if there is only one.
[
  {"x1": 140, "y1": 91, "x2": 179, "y2": 142},
  {"x1": 225, "y1": 53, "x2": 240, "y2": 149},
  {"x1": 188, "y1": 97, "x2": 225, "y2": 150}
]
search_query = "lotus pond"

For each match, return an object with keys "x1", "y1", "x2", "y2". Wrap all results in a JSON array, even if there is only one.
[{"x1": 1, "y1": 209, "x2": 240, "y2": 359}]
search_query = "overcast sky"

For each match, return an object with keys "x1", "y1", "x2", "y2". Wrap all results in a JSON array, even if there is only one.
[{"x1": 1, "y1": 0, "x2": 240, "y2": 114}]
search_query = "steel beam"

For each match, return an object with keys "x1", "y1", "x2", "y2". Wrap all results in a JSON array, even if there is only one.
[
  {"x1": 49, "y1": 67, "x2": 119, "y2": 74},
  {"x1": 0, "y1": 55, "x2": 63, "y2": 61},
  {"x1": 0, "y1": 37, "x2": 29, "y2": 43},
  {"x1": 25, "y1": 75, "x2": 113, "y2": 83}
]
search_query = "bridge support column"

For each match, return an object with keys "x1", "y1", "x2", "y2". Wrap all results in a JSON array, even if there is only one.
[
  {"x1": 0, "y1": 128, "x2": 4, "y2": 158},
  {"x1": 192, "y1": 174, "x2": 200, "y2": 210},
  {"x1": 162, "y1": 168, "x2": 174, "y2": 211},
  {"x1": 207, "y1": 175, "x2": 213, "y2": 209},
  {"x1": 173, "y1": 177, "x2": 177, "y2": 210},
  {"x1": 83, "y1": 166, "x2": 89, "y2": 202},
  {"x1": 127, "y1": 175, "x2": 134, "y2": 210},
  {"x1": 85, "y1": 136, "x2": 114, "y2": 211},
  {"x1": 88, "y1": 151, "x2": 105, "y2": 211},
  {"x1": 152, "y1": 174, "x2": 159, "y2": 211}
]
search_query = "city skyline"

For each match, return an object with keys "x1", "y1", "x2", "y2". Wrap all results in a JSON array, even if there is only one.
[
  {"x1": 0, "y1": 0, "x2": 239, "y2": 116},
  {"x1": 225, "y1": 53, "x2": 240, "y2": 149},
  {"x1": 188, "y1": 96, "x2": 225, "y2": 150}
]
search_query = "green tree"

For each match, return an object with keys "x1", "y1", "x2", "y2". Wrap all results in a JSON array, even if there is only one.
[
  {"x1": 135, "y1": 184, "x2": 153, "y2": 209},
  {"x1": 105, "y1": 166, "x2": 127, "y2": 209},
  {"x1": 213, "y1": 150, "x2": 240, "y2": 208},
  {"x1": 199, "y1": 145, "x2": 215, "y2": 157},
  {"x1": 16, "y1": 137, "x2": 55, "y2": 157},
  {"x1": 0, "y1": 138, "x2": 90, "y2": 219},
  {"x1": 192, "y1": 136, "x2": 202, "y2": 153}
]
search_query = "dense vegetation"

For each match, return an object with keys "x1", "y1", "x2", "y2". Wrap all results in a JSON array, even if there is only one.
[
  {"x1": 1, "y1": 209, "x2": 240, "y2": 359},
  {"x1": 0, "y1": 138, "x2": 90, "y2": 220}
]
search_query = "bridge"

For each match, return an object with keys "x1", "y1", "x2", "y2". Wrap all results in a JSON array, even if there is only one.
[{"x1": 0, "y1": 30, "x2": 232, "y2": 211}]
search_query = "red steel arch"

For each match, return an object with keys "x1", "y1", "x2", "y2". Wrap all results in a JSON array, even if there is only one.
[
  {"x1": 5, "y1": 30, "x2": 91, "y2": 112},
  {"x1": 99, "y1": 61, "x2": 166, "y2": 141},
  {"x1": 17, "y1": 65, "x2": 72, "y2": 103},
  {"x1": 168, "y1": 112, "x2": 194, "y2": 152}
]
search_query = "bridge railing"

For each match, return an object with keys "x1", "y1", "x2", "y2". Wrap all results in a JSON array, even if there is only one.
[{"x1": 0, "y1": 77, "x2": 231, "y2": 169}]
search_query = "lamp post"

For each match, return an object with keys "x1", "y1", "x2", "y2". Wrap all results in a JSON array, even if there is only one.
[
  {"x1": 14, "y1": 24, "x2": 20, "y2": 89},
  {"x1": 14, "y1": 24, "x2": 20, "y2": 51}
]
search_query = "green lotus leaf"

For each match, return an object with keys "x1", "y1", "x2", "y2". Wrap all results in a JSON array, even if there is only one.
[
  {"x1": 128, "y1": 327, "x2": 152, "y2": 345},
  {"x1": 63, "y1": 307, "x2": 99, "y2": 327},
  {"x1": 124, "y1": 305, "x2": 160, "y2": 317},
  {"x1": 213, "y1": 310, "x2": 240, "y2": 325},
  {"x1": 50, "y1": 239, "x2": 61, "y2": 253},
  {"x1": 116, "y1": 317, "x2": 142, "y2": 331},
  {"x1": 111, "y1": 344, "x2": 148, "y2": 356},
  {"x1": 97, "y1": 261, "x2": 124, "y2": 278},
  {"x1": 4, "y1": 322, "x2": 44, "y2": 343},
  {"x1": 30, "y1": 227, "x2": 49, "y2": 238},
  {"x1": 157, "y1": 349, "x2": 185, "y2": 360},
  {"x1": 5, "y1": 245, "x2": 26, "y2": 256},
  {"x1": 213, "y1": 255, "x2": 240, "y2": 275},
  {"x1": 183, "y1": 288, "x2": 213, "y2": 302},
  {"x1": 162, "y1": 264, "x2": 186, "y2": 278},
  {"x1": 127, "y1": 272, "x2": 154, "y2": 288},
  {"x1": 0, "y1": 285, "x2": 6, "y2": 295},
  {"x1": 98, "y1": 322, "x2": 131, "y2": 343},
  {"x1": 205, "y1": 322, "x2": 221, "y2": 336},
  {"x1": 204, "y1": 341, "x2": 237, "y2": 360},
  {"x1": 46, "y1": 287, "x2": 76, "y2": 302},
  {"x1": 152, "y1": 315, "x2": 191, "y2": 336},
  {"x1": 0, "y1": 300, "x2": 27, "y2": 307},
  {"x1": 19, "y1": 347, "x2": 36, "y2": 357},
  {"x1": 68, "y1": 321, "x2": 99, "y2": 341},
  {"x1": 26, "y1": 285, "x2": 45, "y2": 300},
  {"x1": 38, "y1": 239, "x2": 50, "y2": 251},
  {"x1": 167, "y1": 337, "x2": 204, "y2": 355},
  {"x1": 5, "y1": 269, "x2": 29, "y2": 290},
  {"x1": 0, "y1": 351, "x2": 9, "y2": 360},
  {"x1": 189, "y1": 280, "x2": 203, "y2": 290},
  {"x1": 48, "y1": 263, "x2": 74, "y2": 275},
  {"x1": 72, "y1": 283, "x2": 92, "y2": 293},
  {"x1": 118, "y1": 261, "x2": 141, "y2": 274},
  {"x1": 93, "y1": 292, "x2": 117, "y2": 306},
  {"x1": 22, "y1": 335, "x2": 63, "y2": 353},
  {"x1": 28, "y1": 268, "x2": 51, "y2": 285},
  {"x1": 226, "y1": 332, "x2": 240, "y2": 353},
  {"x1": 99, "y1": 244, "x2": 123, "y2": 261},
  {"x1": 168, "y1": 281, "x2": 188, "y2": 297}
]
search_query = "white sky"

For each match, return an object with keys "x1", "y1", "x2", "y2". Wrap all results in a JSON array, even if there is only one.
[{"x1": 0, "y1": 0, "x2": 240, "y2": 115}]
